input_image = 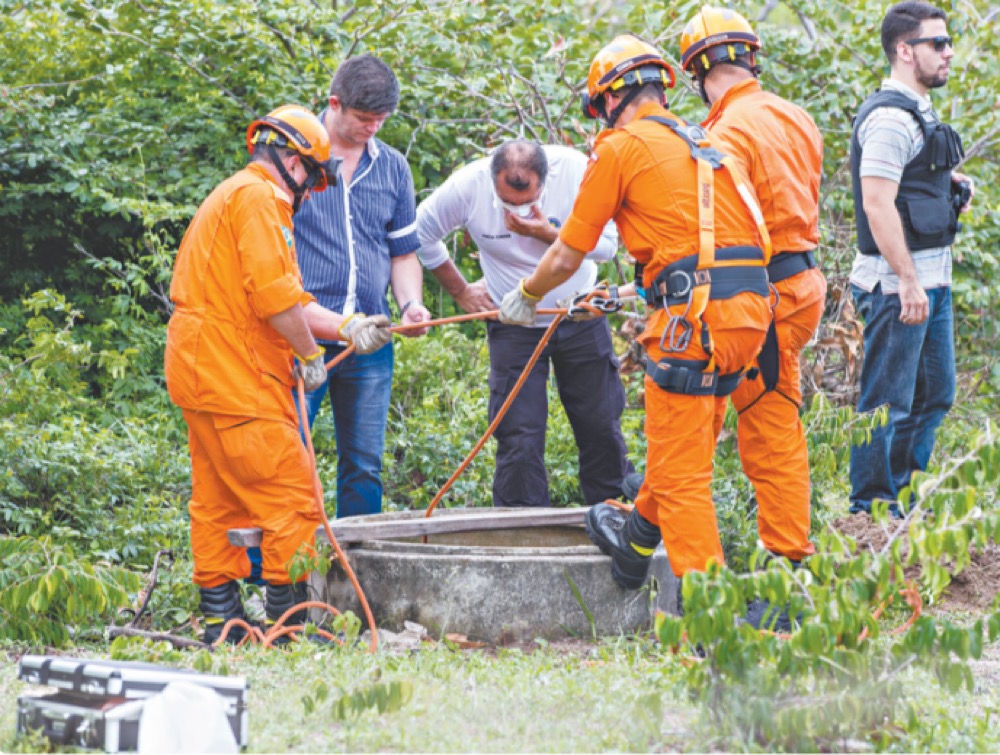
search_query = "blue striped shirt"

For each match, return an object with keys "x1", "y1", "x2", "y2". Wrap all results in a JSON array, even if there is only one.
[{"x1": 294, "y1": 133, "x2": 420, "y2": 333}]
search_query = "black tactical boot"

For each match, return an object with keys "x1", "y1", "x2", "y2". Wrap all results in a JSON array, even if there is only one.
[
  {"x1": 199, "y1": 581, "x2": 249, "y2": 645},
  {"x1": 585, "y1": 504, "x2": 661, "y2": 590},
  {"x1": 266, "y1": 582, "x2": 332, "y2": 645},
  {"x1": 621, "y1": 472, "x2": 645, "y2": 502},
  {"x1": 266, "y1": 581, "x2": 309, "y2": 625}
]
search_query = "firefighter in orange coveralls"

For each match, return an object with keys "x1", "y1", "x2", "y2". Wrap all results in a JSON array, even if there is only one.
[
  {"x1": 613, "y1": 10, "x2": 827, "y2": 629},
  {"x1": 498, "y1": 37, "x2": 773, "y2": 614},
  {"x1": 683, "y1": 7, "x2": 826, "y2": 584},
  {"x1": 165, "y1": 105, "x2": 392, "y2": 644}
]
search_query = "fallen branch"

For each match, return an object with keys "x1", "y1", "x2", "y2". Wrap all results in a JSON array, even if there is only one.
[{"x1": 108, "y1": 626, "x2": 210, "y2": 651}]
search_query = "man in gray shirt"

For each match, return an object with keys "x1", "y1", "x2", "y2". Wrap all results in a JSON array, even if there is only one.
[{"x1": 848, "y1": 1, "x2": 974, "y2": 516}]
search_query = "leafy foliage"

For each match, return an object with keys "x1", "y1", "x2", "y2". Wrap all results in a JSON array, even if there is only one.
[
  {"x1": 656, "y1": 431, "x2": 1000, "y2": 750},
  {"x1": 0, "y1": 1, "x2": 998, "y2": 749},
  {"x1": 0, "y1": 535, "x2": 142, "y2": 645}
]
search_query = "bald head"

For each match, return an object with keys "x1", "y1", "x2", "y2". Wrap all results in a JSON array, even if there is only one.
[{"x1": 490, "y1": 140, "x2": 548, "y2": 192}]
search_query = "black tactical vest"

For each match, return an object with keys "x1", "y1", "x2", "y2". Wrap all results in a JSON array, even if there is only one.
[{"x1": 850, "y1": 89, "x2": 964, "y2": 255}]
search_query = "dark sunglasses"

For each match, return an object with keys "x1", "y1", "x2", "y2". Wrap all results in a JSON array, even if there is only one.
[{"x1": 905, "y1": 35, "x2": 953, "y2": 52}]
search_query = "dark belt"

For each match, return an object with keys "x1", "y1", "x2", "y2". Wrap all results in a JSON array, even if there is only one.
[
  {"x1": 645, "y1": 357, "x2": 746, "y2": 397},
  {"x1": 642, "y1": 246, "x2": 769, "y2": 309},
  {"x1": 767, "y1": 250, "x2": 817, "y2": 285}
]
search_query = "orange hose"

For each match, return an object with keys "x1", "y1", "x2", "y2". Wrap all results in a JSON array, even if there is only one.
[
  {"x1": 296, "y1": 377, "x2": 380, "y2": 653},
  {"x1": 423, "y1": 314, "x2": 565, "y2": 519}
]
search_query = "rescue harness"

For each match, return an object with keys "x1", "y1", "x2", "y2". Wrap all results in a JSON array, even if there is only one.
[{"x1": 637, "y1": 115, "x2": 772, "y2": 397}]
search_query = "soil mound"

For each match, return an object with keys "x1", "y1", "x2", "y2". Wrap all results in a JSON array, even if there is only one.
[{"x1": 832, "y1": 513, "x2": 1000, "y2": 613}]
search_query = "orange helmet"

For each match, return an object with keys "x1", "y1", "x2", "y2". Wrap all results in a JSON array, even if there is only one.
[
  {"x1": 246, "y1": 105, "x2": 339, "y2": 192},
  {"x1": 680, "y1": 7, "x2": 761, "y2": 75},
  {"x1": 582, "y1": 35, "x2": 675, "y2": 123}
]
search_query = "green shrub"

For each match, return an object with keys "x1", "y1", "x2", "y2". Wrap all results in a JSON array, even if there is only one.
[{"x1": 0, "y1": 535, "x2": 142, "y2": 646}]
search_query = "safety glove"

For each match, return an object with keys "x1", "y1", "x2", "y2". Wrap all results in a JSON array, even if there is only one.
[
  {"x1": 339, "y1": 313, "x2": 392, "y2": 354},
  {"x1": 558, "y1": 282, "x2": 622, "y2": 321},
  {"x1": 498, "y1": 279, "x2": 541, "y2": 325},
  {"x1": 293, "y1": 349, "x2": 328, "y2": 392}
]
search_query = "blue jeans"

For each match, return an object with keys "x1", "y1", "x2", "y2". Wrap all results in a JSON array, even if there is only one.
[
  {"x1": 294, "y1": 342, "x2": 394, "y2": 518},
  {"x1": 849, "y1": 284, "x2": 955, "y2": 514}
]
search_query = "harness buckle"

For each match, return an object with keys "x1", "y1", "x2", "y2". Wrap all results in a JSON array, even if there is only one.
[
  {"x1": 667, "y1": 269, "x2": 692, "y2": 298},
  {"x1": 680, "y1": 123, "x2": 708, "y2": 142}
]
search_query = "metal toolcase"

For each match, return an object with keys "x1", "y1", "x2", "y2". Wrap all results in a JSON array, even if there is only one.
[
  {"x1": 16, "y1": 693, "x2": 145, "y2": 753},
  {"x1": 17, "y1": 655, "x2": 249, "y2": 751}
]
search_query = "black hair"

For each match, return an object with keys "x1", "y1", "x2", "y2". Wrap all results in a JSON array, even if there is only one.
[
  {"x1": 882, "y1": 1, "x2": 948, "y2": 63},
  {"x1": 329, "y1": 54, "x2": 400, "y2": 114},
  {"x1": 631, "y1": 81, "x2": 665, "y2": 104},
  {"x1": 490, "y1": 140, "x2": 549, "y2": 190}
]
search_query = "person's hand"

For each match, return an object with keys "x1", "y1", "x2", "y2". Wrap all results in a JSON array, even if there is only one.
[
  {"x1": 498, "y1": 280, "x2": 540, "y2": 326},
  {"x1": 339, "y1": 313, "x2": 392, "y2": 353},
  {"x1": 897, "y1": 278, "x2": 929, "y2": 325},
  {"x1": 952, "y1": 172, "x2": 975, "y2": 213},
  {"x1": 293, "y1": 350, "x2": 328, "y2": 392},
  {"x1": 400, "y1": 301, "x2": 431, "y2": 338},
  {"x1": 455, "y1": 279, "x2": 496, "y2": 313},
  {"x1": 503, "y1": 205, "x2": 557, "y2": 243}
]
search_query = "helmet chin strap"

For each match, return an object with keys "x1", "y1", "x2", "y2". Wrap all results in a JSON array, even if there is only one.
[
  {"x1": 604, "y1": 85, "x2": 645, "y2": 129},
  {"x1": 264, "y1": 144, "x2": 308, "y2": 213}
]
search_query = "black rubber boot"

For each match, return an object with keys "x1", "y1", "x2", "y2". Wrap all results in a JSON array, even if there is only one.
[
  {"x1": 266, "y1": 581, "x2": 309, "y2": 625},
  {"x1": 266, "y1": 582, "x2": 332, "y2": 645},
  {"x1": 199, "y1": 581, "x2": 249, "y2": 645},
  {"x1": 621, "y1": 472, "x2": 645, "y2": 502},
  {"x1": 585, "y1": 504, "x2": 661, "y2": 590}
]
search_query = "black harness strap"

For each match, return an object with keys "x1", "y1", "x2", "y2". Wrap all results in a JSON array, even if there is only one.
[
  {"x1": 767, "y1": 250, "x2": 816, "y2": 285},
  {"x1": 645, "y1": 357, "x2": 747, "y2": 397}
]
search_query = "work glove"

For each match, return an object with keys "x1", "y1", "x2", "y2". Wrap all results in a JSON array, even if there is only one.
[
  {"x1": 339, "y1": 313, "x2": 392, "y2": 354},
  {"x1": 293, "y1": 350, "x2": 328, "y2": 392},
  {"x1": 498, "y1": 279, "x2": 541, "y2": 326},
  {"x1": 558, "y1": 282, "x2": 622, "y2": 321}
]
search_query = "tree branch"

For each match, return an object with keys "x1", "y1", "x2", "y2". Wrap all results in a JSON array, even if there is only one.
[
  {"x1": 10, "y1": 74, "x2": 109, "y2": 92},
  {"x1": 107, "y1": 626, "x2": 210, "y2": 650}
]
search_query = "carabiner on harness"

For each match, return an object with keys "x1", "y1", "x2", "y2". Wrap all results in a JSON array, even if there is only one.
[
  {"x1": 658, "y1": 291, "x2": 694, "y2": 353},
  {"x1": 564, "y1": 283, "x2": 626, "y2": 321}
]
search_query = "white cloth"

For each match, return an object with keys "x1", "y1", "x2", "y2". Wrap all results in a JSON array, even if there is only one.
[
  {"x1": 850, "y1": 78, "x2": 952, "y2": 293},
  {"x1": 138, "y1": 681, "x2": 238, "y2": 754},
  {"x1": 416, "y1": 144, "x2": 619, "y2": 326}
]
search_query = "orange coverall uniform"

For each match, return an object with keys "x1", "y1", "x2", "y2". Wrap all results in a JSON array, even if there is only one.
[
  {"x1": 165, "y1": 162, "x2": 321, "y2": 588},
  {"x1": 560, "y1": 100, "x2": 772, "y2": 576},
  {"x1": 703, "y1": 78, "x2": 826, "y2": 561}
]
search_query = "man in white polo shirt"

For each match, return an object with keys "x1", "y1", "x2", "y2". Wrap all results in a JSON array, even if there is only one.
[{"x1": 415, "y1": 140, "x2": 633, "y2": 507}]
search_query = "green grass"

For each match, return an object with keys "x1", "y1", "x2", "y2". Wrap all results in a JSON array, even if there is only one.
[
  {"x1": 0, "y1": 637, "x2": 694, "y2": 753},
  {"x1": 2, "y1": 634, "x2": 999, "y2": 753}
]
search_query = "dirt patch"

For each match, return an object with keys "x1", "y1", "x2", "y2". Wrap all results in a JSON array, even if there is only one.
[
  {"x1": 831, "y1": 513, "x2": 1000, "y2": 613},
  {"x1": 937, "y1": 550, "x2": 1000, "y2": 613}
]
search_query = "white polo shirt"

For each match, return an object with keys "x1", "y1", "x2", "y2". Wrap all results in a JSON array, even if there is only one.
[{"x1": 416, "y1": 144, "x2": 619, "y2": 326}]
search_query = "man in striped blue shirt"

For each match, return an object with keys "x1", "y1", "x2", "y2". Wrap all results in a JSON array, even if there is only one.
[{"x1": 294, "y1": 55, "x2": 430, "y2": 518}]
